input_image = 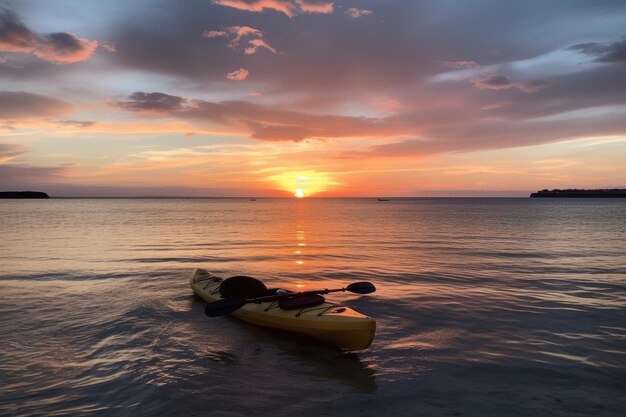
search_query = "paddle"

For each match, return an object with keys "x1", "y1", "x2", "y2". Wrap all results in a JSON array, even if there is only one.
[{"x1": 204, "y1": 281, "x2": 376, "y2": 317}]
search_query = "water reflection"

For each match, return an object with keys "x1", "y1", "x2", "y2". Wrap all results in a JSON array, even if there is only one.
[
  {"x1": 2, "y1": 198, "x2": 625, "y2": 416},
  {"x1": 295, "y1": 226, "x2": 305, "y2": 266},
  {"x1": 190, "y1": 290, "x2": 377, "y2": 393}
]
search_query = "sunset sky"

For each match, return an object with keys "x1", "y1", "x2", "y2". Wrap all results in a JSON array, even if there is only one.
[{"x1": 1, "y1": 0, "x2": 625, "y2": 197}]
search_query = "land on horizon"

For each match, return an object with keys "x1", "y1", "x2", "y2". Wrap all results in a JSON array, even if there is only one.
[
  {"x1": 530, "y1": 189, "x2": 626, "y2": 198},
  {"x1": 4, "y1": 188, "x2": 626, "y2": 199}
]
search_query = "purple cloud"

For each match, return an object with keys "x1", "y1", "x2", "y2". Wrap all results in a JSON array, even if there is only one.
[
  {"x1": 0, "y1": 91, "x2": 72, "y2": 119},
  {"x1": 0, "y1": 9, "x2": 101, "y2": 64},
  {"x1": 570, "y1": 35, "x2": 626, "y2": 63},
  {"x1": 472, "y1": 74, "x2": 548, "y2": 93}
]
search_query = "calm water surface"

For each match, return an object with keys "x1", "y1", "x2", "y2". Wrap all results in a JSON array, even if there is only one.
[{"x1": 1, "y1": 198, "x2": 625, "y2": 416}]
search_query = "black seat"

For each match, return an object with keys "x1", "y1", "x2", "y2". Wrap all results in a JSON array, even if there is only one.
[
  {"x1": 278, "y1": 294, "x2": 325, "y2": 310},
  {"x1": 219, "y1": 276, "x2": 267, "y2": 298}
]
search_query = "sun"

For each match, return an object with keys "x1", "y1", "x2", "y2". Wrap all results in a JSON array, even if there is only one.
[{"x1": 267, "y1": 171, "x2": 338, "y2": 198}]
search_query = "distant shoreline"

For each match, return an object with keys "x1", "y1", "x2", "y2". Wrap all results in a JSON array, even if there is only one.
[
  {"x1": 3, "y1": 191, "x2": 625, "y2": 199},
  {"x1": 530, "y1": 189, "x2": 626, "y2": 198},
  {"x1": 0, "y1": 191, "x2": 49, "y2": 199}
]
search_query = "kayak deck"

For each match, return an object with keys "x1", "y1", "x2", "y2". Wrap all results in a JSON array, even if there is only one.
[{"x1": 190, "y1": 269, "x2": 376, "y2": 350}]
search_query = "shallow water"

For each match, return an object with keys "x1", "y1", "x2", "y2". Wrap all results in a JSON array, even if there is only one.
[{"x1": 1, "y1": 198, "x2": 625, "y2": 416}]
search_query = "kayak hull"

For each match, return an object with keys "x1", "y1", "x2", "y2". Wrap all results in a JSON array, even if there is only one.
[{"x1": 190, "y1": 268, "x2": 376, "y2": 350}]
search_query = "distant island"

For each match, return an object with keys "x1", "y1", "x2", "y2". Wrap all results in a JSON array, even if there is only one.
[
  {"x1": 0, "y1": 191, "x2": 50, "y2": 199},
  {"x1": 530, "y1": 189, "x2": 626, "y2": 198}
]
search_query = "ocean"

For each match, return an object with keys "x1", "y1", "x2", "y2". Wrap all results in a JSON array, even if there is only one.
[{"x1": 1, "y1": 198, "x2": 624, "y2": 416}]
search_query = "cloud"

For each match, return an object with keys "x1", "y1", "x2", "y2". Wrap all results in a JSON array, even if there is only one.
[
  {"x1": 440, "y1": 60, "x2": 478, "y2": 69},
  {"x1": 203, "y1": 25, "x2": 277, "y2": 54},
  {"x1": 115, "y1": 92, "x2": 188, "y2": 113},
  {"x1": 0, "y1": 9, "x2": 38, "y2": 53},
  {"x1": 472, "y1": 74, "x2": 548, "y2": 93},
  {"x1": 0, "y1": 143, "x2": 31, "y2": 163},
  {"x1": 115, "y1": 91, "x2": 400, "y2": 141},
  {"x1": 102, "y1": 0, "x2": 626, "y2": 110},
  {"x1": 0, "y1": 91, "x2": 72, "y2": 119},
  {"x1": 56, "y1": 120, "x2": 96, "y2": 128},
  {"x1": 245, "y1": 38, "x2": 277, "y2": 54},
  {"x1": 570, "y1": 35, "x2": 626, "y2": 63},
  {"x1": 203, "y1": 30, "x2": 227, "y2": 38},
  {"x1": 245, "y1": 122, "x2": 313, "y2": 141},
  {"x1": 345, "y1": 8, "x2": 372, "y2": 19},
  {"x1": 100, "y1": 42, "x2": 117, "y2": 53},
  {"x1": 472, "y1": 74, "x2": 514, "y2": 90},
  {"x1": 204, "y1": 26, "x2": 261, "y2": 47},
  {"x1": 33, "y1": 32, "x2": 99, "y2": 64},
  {"x1": 296, "y1": 0, "x2": 333, "y2": 14},
  {"x1": 516, "y1": 79, "x2": 549, "y2": 93},
  {"x1": 0, "y1": 9, "x2": 100, "y2": 64},
  {"x1": 211, "y1": 0, "x2": 333, "y2": 18},
  {"x1": 226, "y1": 68, "x2": 249, "y2": 80},
  {"x1": 0, "y1": 163, "x2": 71, "y2": 188},
  {"x1": 347, "y1": 138, "x2": 447, "y2": 159},
  {"x1": 113, "y1": 82, "x2": 626, "y2": 148}
]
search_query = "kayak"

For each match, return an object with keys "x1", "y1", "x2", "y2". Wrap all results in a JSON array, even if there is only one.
[{"x1": 190, "y1": 268, "x2": 376, "y2": 350}]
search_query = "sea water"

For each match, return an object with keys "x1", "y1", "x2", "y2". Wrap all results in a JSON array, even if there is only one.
[{"x1": 1, "y1": 198, "x2": 624, "y2": 416}]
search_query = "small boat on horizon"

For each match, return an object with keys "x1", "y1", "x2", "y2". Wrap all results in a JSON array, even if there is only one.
[{"x1": 377, "y1": 198, "x2": 389, "y2": 201}]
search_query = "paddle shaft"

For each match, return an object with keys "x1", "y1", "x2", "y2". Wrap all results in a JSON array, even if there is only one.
[
  {"x1": 204, "y1": 281, "x2": 375, "y2": 317},
  {"x1": 246, "y1": 287, "x2": 347, "y2": 304}
]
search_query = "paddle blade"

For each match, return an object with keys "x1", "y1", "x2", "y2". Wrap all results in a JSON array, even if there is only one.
[
  {"x1": 346, "y1": 281, "x2": 376, "y2": 294},
  {"x1": 204, "y1": 298, "x2": 246, "y2": 317}
]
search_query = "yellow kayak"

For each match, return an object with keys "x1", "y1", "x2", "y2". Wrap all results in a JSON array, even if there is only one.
[{"x1": 190, "y1": 268, "x2": 376, "y2": 350}]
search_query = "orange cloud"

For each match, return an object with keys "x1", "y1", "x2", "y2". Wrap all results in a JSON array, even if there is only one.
[
  {"x1": 296, "y1": 0, "x2": 334, "y2": 14},
  {"x1": 226, "y1": 68, "x2": 250, "y2": 80},
  {"x1": 33, "y1": 33, "x2": 99, "y2": 64},
  {"x1": 0, "y1": 9, "x2": 101, "y2": 64},
  {"x1": 345, "y1": 8, "x2": 372, "y2": 19},
  {"x1": 245, "y1": 38, "x2": 277, "y2": 54},
  {"x1": 211, "y1": 0, "x2": 333, "y2": 18},
  {"x1": 100, "y1": 42, "x2": 117, "y2": 53},
  {"x1": 203, "y1": 25, "x2": 277, "y2": 54},
  {"x1": 0, "y1": 143, "x2": 31, "y2": 163}
]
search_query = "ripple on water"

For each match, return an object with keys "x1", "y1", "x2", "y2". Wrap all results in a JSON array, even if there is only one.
[{"x1": 1, "y1": 198, "x2": 625, "y2": 416}]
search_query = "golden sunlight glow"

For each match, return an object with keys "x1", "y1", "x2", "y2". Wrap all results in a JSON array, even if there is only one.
[{"x1": 268, "y1": 171, "x2": 338, "y2": 197}]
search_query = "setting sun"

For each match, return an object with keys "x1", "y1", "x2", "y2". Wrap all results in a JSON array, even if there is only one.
[{"x1": 268, "y1": 171, "x2": 338, "y2": 197}]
